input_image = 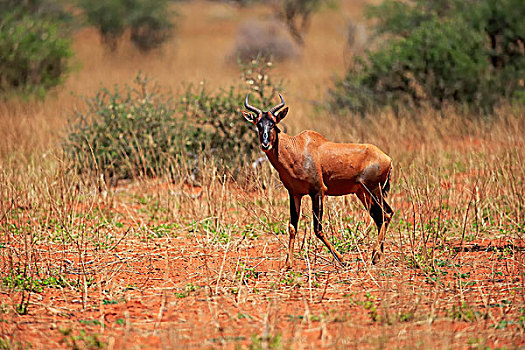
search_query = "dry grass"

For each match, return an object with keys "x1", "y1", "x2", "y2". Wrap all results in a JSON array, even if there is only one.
[{"x1": 1, "y1": 1, "x2": 524, "y2": 349}]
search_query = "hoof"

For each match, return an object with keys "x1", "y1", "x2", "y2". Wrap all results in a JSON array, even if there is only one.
[
  {"x1": 283, "y1": 262, "x2": 293, "y2": 271},
  {"x1": 371, "y1": 250, "x2": 382, "y2": 265},
  {"x1": 338, "y1": 260, "x2": 350, "y2": 268}
]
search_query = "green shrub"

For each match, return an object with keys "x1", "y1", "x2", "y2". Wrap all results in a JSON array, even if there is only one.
[
  {"x1": 79, "y1": 0, "x2": 176, "y2": 52},
  {"x1": 329, "y1": 0, "x2": 525, "y2": 114},
  {"x1": 65, "y1": 59, "x2": 284, "y2": 182},
  {"x1": 330, "y1": 17, "x2": 490, "y2": 113},
  {"x1": 178, "y1": 59, "x2": 283, "y2": 172},
  {"x1": 65, "y1": 73, "x2": 183, "y2": 182},
  {"x1": 464, "y1": 0, "x2": 525, "y2": 100},
  {"x1": 365, "y1": 0, "x2": 467, "y2": 38},
  {"x1": 0, "y1": 10, "x2": 72, "y2": 96}
]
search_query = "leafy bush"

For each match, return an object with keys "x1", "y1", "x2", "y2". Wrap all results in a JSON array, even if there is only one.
[
  {"x1": 178, "y1": 58, "x2": 284, "y2": 171},
  {"x1": 65, "y1": 73, "x2": 182, "y2": 182},
  {"x1": 464, "y1": 0, "x2": 525, "y2": 100},
  {"x1": 364, "y1": 0, "x2": 467, "y2": 38},
  {"x1": 65, "y1": 58, "x2": 284, "y2": 182},
  {"x1": 0, "y1": 9, "x2": 72, "y2": 96},
  {"x1": 329, "y1": 0, "x2": 525, "y2": 114},
  {"x1": 79, "y1": 0, "x2": 175, "y2": 52},
  {"x1": 330, "y1": 17, "x2": 490, "y2": 113}
]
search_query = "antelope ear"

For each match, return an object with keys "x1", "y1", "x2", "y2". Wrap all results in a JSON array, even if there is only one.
[
  {"x1": 242, "y1": 111, "x2": 256, "y2": 124},
  {"x1": 275, "y1": 107, "x2": 288, "y2": 123}
]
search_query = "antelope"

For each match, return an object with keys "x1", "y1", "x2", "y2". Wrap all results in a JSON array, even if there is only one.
[{"x1": 242, "y1": 93, "x2": 393, "y2": 268}]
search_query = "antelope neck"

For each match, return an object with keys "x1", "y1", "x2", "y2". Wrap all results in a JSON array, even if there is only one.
[{"x1": 263, "y1": 132, "x2": 294, "y2": 175}]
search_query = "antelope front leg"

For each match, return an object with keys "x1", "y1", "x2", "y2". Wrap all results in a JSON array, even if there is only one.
[
  {"x1": 311, "y1": 193, "x2": 344, "y2": 265},
  {"x1": 285, "y1": 193, "x2": 302, "y2": 269}
]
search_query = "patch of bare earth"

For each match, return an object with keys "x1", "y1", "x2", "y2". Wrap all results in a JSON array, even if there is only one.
[{"x1": 1, "y1": 180, "x2": 523, "y2": 350}]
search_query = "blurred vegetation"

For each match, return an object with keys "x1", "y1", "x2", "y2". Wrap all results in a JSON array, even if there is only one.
[
  {"x1": 0, "y1": 0, "x2": 73, "y2": 20},
  {"x1": 0, "y1": 0, "x2": 72, "y2": 97},
  {"x1": 79, "y1": 0, "x2": 176, "y2": 52},
  {"x1": 65, "y1": 58, "x2": 283, "y2": 183},
  {"x1": 328, "y1": 0, "x2": 525, "y2": 115},
  {"x1": 276, "y1": 0, "x2": 326, "y2": 46},
  {"x1": 231, "y1": 19, "x2": 298, "y2": 63}
]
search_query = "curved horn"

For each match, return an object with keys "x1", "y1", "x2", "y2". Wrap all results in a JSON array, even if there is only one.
[
  {"x1": 244, "y1": 93, "x2": 262, "y2": 115},
  {"x1": 269, "y1": 93, "x2": 285, "y2": 115}
]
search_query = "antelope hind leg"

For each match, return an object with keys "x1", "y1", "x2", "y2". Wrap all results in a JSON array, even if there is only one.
[
  {"x1": 370, "y1": 201, "x2": 393, "y2": 264},
  {"x1": 312, "y1": 193, "x2": 345, "y2": 266}
]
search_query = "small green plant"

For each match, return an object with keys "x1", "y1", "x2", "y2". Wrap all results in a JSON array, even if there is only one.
[
  {"x1": 79, "y1": 319, "x2": 102, "y2": 326},
  {"x1": 281, "y1": 270, "x2": 301, "y2": 287},
  {"x1": 15, "y1": 292, "x2": 30, "y2": 316},
  {"x1": 59, "y1": 328, "x2": 105, "y2": 349},
  {"x1": 363, "y1": 292, "x2": 379, "y2": 322},
  {"x1": 447, "y1": 302, "x2": 482, "y2": 322},
  {"x1": 330, "y1": 227, "x2": 358, "y2": 254},
  {"x1": 249, "y1": 333, "x2": 282, "y2": 350},
  {"x1": 145, "y1": 223, "x2": 178, "y2": 238},
  {"x1": 262, "y1": 217, "x2": 287, "y2": 236},
  {"x1": 242, "y1": 224, "x2": 259, "y2": 240},
  {"x1": 175, "y1": 283, "x2": 198, "y2": 298},
  {"x1": 2, "y1": 268, "x2": 66, "y2": 293},
  {"x1": 397, "y1": 310, "x2": 415, "y2": 323},
  {"x1": 3, "y1": 273, "x2": 41, "y2": 293},
  {"x1": 237, "y1": 263, "x2": 260, "y2": 283},
  {"x1": 190, "y1": 218, "x2": 238, "y2": 244}
]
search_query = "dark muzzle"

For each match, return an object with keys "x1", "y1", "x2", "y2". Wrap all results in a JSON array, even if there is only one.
[{"x1": 261, "y1": 131, "x2": 271, "y2": 150}]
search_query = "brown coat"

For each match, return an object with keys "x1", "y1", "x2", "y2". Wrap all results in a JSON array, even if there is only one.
[{"x1": 265, "y1": 130, "x2": 392, "y2": 197}]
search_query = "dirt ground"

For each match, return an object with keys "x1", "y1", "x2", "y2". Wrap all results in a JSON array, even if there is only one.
[{"x1": 1, "y1": 179, "x2": 523, "y2": 350}]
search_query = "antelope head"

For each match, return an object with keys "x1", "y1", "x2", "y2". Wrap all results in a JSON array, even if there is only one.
[{"x1": 242, "y1": 93, "x2": 289, "y2": 151}]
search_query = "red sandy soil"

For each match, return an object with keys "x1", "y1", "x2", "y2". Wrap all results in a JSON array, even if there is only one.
[{"x1": 1, "y1": 181, "x2": 523, "y2": 349}]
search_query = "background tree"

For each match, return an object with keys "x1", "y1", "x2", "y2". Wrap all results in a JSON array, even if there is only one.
[
  {"x1": 275, "y1": 0, "x2": 325, "y2": 46},
  {"x1": 79, "y1": 0, "x2": 176, "y2": 53}
]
